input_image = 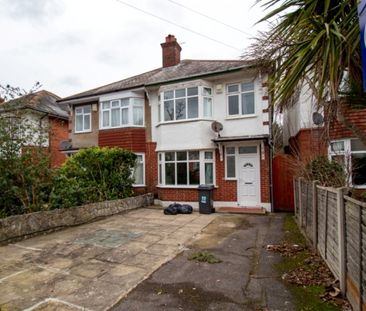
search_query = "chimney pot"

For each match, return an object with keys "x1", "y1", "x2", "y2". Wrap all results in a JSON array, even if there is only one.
[{"x1": 161, "y1": 34, "x2": 182, "y2": 68}]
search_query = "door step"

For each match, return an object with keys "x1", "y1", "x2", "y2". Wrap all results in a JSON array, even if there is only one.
[{"x1": 216, "y1": 207, "x2": 266, "y2": 215}]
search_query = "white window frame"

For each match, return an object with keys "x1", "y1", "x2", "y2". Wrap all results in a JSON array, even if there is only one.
[
  {"x1": 100, "y1": 97, "x2": 144, "y2": 129},
  {"x1": 226, "y1": 81, "x2": 255, "y2": 117},
  {"x1": 75, "y1": 105, "x2": 92, "y2": 133},
  {"x1": 133, "y1": 153, "x2": 145, "y2": 187},
  {"x1": 158, "y1": 150, "x2": 215, "y2": 187},
  {"x1": 329, "y1": 138, "x2": 366, "y2": 189},
  {"x1": 224, "y1": 145, "x2": 258, "y2": 179},
  {"x1": 159, "y1": 86, "x2": 213, "y2": 123}
]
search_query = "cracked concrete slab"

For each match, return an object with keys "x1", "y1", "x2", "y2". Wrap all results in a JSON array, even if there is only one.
[{"x1": 0, "y1": 208, "x2": 217, "y2": 311}]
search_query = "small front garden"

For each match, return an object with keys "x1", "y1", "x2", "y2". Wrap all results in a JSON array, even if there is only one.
[{"x1": 0, "y1": 112, "x2": 137, "y2": 218}]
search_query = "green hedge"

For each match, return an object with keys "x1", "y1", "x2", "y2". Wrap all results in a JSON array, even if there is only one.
[{"x1": 50, "y1": 147, "x2": 136, "y2": 209}]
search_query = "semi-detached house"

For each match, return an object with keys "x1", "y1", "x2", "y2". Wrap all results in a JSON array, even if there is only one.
[{"x1": 58, "y1": 35, "x2": 273, "y2": 211}]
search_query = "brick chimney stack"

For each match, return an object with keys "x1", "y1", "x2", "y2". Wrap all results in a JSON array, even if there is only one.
[{"x1": 161, "y1": 34, "x2": 182, "y2": 68}]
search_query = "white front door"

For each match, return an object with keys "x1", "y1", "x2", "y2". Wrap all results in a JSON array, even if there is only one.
[{"x1": 237, "y1": 153, "x2": 260, "y2": 206}]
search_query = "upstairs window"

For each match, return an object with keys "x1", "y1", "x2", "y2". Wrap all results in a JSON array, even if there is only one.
[
  {"x1": 100, "y1": 98, "x2": 144, "y2": 129},
  {"x1": 227, "y1": 82, "x2": 255, "y2": 116},
  {"x1": 75, "y1": 105, "x2": 91, "y2": 133},
  {"x1": 161, "y1": 86, "x2": 212, "y2": 122}
]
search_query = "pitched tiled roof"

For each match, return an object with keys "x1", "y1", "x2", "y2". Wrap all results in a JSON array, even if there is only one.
[
  {"x1": 59, "y1": 59, "x2": 256, "y2": 102},
  {"x1": 0, "y1": 90, "x2": 68, "y2": 119}
]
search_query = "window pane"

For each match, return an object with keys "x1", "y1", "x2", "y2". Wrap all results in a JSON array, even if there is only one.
[
  {"x1": 121, "y1": 98, "x2": 129, "y2": 107},
  {"x1": 205, "y1": 163, "x2": 214, "y2": 184},
  {"x1": 133, "y1": 106, "x2": 143, "y2": 125},
  {"x1": 241, "y1": 82, "x2": 254, "y2": 92},
  {"x1": 76, "y1": 115, "x2": 83, "y2": 131},
  {"x1": 228, "y1": 95, "x2": 239, "y2": 115},
  {"x1": 177, "y1": 162, "x2": 188, "y2": 185},
  {"x1": 134, "y1": 162, "x2": 143, "y2": 185},
  {"x1": 227, "y1": 155, "x2": 235, "y2": 178},
  {"x1": 164, "y1": 91, "x2": 173, "y2": 100},
  {"x1": 102, "y1": 102, "x2": 110, "y2": 109},
  {"x1": 189, "y1": 151, "x2": 199, "y2": 160},
  {"x1": 175, "y1": 88, "x2": 186, "y2": 98},
  {"x1": 351, "y1": 139, "x2": 366, "y2": 151},
  {"x1": 187, "y1": 97, "x2": 198, "y2": 119},
  {"x1": 75, "y1": 107, "x2": 82, "y2": 114},
  {"x1": 228, "y1": 84, "x2": 239, "y2": 93},
  {"x1": 84, "y1": 115, "x2": 91, "y2": 130},
  {"x1": 159, "y1": 164, "x2": 162, "y2": 184},
  {"x1": 189, "y1": 162, "x2": 200, "y2": 185},
  {"x1": 165, "y1": 152, "x2": 175, "y2": 161},
  {"x1": 331, "y1": 155, "x2": 345, "y2": 166},
  {"x1": 158, "y1": 104, "x2": 161, "y2": 122},
  {"x1": 177, "y1": 151, "x2": 187, "y2": 161},
  {"x1": 122, "y1": 108, "x2": 129, "y2": 125},
  {"x1": 239, "y1": 146, "x2": 257, "y2": 154},
  {"x1": 102, "y1": 111, "x2": 110, "y2": 127},
  {"x1": 187, "y1": 87, "x2": 198, "y2": 96},
  {"x1": 133, "y1": 98, "x2": 144, "y2": 106},
  {"x1": 226, "y1": 147, "x2": 235, "y2": 154},
  {"x1": 205, "y1": 151, "x2": 213, "y2": 160},
  {"x1": 203, "y1": 87, "x2": 212, "y2": 96},
  {"x1": 203, "y1": 97, "x2": 212, "y2": 117},
  {"x1": 242, "y1": 93, "x2": 255, "y2": 114},
  {"x1": 164, "y1": 100, "x2": 174, "y2": 121},
  {"x1": 158, "y1": 153, "x2": 162, "y2": 161},
  {"x1": 165, "y1": 163, "x2": 175, "y2": 185},
  {"x1": 331, "y1": 141, "x2": 345, "y2": 152},
  {"x1": 111, "y1": 108, "x2": 120, "y2": 127},
  {"x1": 352, "y1": 153, "x2": 366, "y2": 185},
  {"x1": 83, "y1": 106, "x2": 91, "y2": 113},
  {"x1": 111, "y1": 100, "x2": 120, "y2": 107},
  {"x1": 175, "y1": 98, "x2": 186, "y2": 120}
]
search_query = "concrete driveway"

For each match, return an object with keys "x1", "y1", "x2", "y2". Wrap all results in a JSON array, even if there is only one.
[{"x1": 0, "y1": 208, "x2": 216, "y2": 311}]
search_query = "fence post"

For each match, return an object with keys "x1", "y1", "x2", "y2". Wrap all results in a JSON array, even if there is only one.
[
  {"x1": 312, "y1": 181, "x2": 318, "y2": 250},
  {"x1": 337, "y1": 188, "x2": 346, "y2": 296},
  {"x1": 298, "y1": 177, "x2": 303, "y2": 227}
]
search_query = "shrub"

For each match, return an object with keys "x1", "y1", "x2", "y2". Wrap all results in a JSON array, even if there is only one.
[
  {"x1": 50, "y1": 147, "x2": 136, "y2": 209},
  {"x1": 303, "y1": 156, "x2": 346, "y2": 187}
]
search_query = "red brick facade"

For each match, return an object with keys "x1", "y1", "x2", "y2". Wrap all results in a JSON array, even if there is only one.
[
  {"x1": 49, "y1": 117, "x2": 68, "y2": 168},
  {"x1": 288, "y1": 128, "x2": 327, "y2": 161},
  {"x1": 260, "y1": 144, "x2": 271, "y2": 203},
  {"x1": 329, "y1": 106, "x2": 366, "y2": 140},
  {"x1": 98, "y1": 128, "x2": 146, "y2": 152}
]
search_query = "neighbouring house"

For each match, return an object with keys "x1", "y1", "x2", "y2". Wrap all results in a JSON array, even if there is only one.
[
  {"x1": 0, "y1": 90, "x2": 69, "y2": 167},
  {"x1": 281, "y1": 83, "x2": 366, "y2": 195},
  {"x1": 58, "y1": 35, "x2": 273, "y2": 211}
]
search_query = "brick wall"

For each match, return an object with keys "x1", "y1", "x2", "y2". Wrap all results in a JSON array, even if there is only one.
[
  {"x1": 98, "y1": 128, "x2": 146, "y2": 152},
  {"x1": 260, "y1": 143, "x2": 271, "y2": 203},
  {"x1": 49, "y1": 116, "x2": 68, "y2": 167},
  {"x1": 288, "y1": 128, "x2": 327, "y2": 161},
  {"x1": 146, "y1": 142, "x2": 158, "y2": 195},
  {"x1": 329, "y1": 106, "x2": 366, "y2": 140},
  {"x1": 213, "y1": 149, "x2": 237, "y2": 202}
]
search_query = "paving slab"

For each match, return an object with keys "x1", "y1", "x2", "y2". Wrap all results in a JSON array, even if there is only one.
[{"x1": 0, "y1": 208, "x2": 218, "y2": 311}]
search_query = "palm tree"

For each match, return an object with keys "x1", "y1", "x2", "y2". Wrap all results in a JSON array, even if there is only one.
[{"x1": 249, "y1": 0, "x2": 365, "y2": 142}]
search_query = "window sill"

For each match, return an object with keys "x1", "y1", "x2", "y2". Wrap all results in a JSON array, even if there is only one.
[
  {"x1": 157, "y1": 185, "x2": 218, "y2": 189},
  {"x1": 352, "y1": 185, "x2": 366, "y2": 189},
  {"x1": 99, "y1": 125, "x2": 145, "y2": 130},
  {"x1": 224, "y1": 178, "x2": 237, "y2": 181},
  {"x1": 225, "y1": 114, "x2": 257, "y2": 120},
  {"x1": 156, "y1": 118, "x2": 214, "y2": 127},
  {"x1": 133, "y1": 184, "x2": 146, "y2": 187},
  {"x1": 74, "y1": 130, "x2": 92, "y2": 134}
]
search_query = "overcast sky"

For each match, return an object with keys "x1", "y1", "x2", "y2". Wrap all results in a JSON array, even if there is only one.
[{"x1": 0, "y1": 0, "x2": 267, "y2": 98}]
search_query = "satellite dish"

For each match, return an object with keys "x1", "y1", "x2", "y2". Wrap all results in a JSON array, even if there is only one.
[
  {"x1": 312, "y1": 112, "x2": 324, "y2": 125},
  {"x1": 59, "y1": 140, "x2": 72, "y2": 150},
  {"x1": 211, "y1": 121, "x2": 223, "y2": 137}
]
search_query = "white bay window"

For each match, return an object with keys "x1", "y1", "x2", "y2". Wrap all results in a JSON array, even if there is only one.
[
  {"x1": 158, "y1": 150, "x2": 215, "y2": 186},
  {"x1": 160, "y1": 86, "x2": 212, "y2": 123},
  {"x1": 100, "y1": 98, "x2": 144, "y2": 129}
]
